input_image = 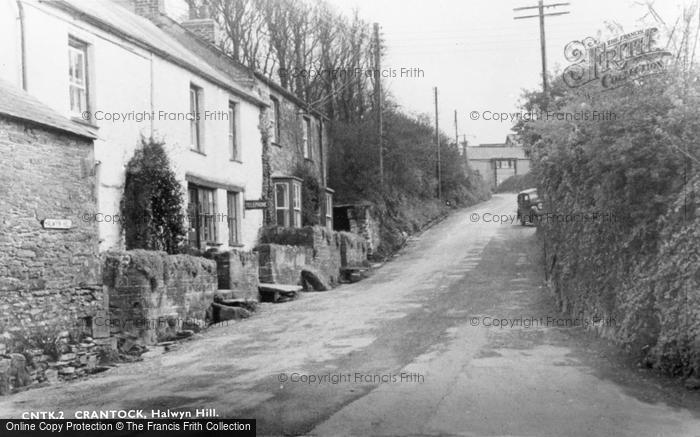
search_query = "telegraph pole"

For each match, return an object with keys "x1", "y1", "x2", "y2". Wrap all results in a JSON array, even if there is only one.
[
  {"x1": 514, "y1": 1, "x2": 570, "y2": 105},
  {"x1": 374, "y1": 23, "x2": 384, "y2": 185},
  {"x1": 434, "y1": 87, "x2": 441, "y2": 201},
  {"x1": 454, "y1": 110, "x2": 459, "y2": 147}
]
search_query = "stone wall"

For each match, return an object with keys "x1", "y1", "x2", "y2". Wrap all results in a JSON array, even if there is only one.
[
  {"x1": 0, "y1": 116, "x2": 103, "y2": 345},
  {"x1": 256, "y1": 244, "x2": 313, "y2": 285},
  {"x1": 205, "y1": 249, "x2": 260, "y2": 300},
  {"x1": 103, "y1": 250, "x2": 217, "y2": 344},
  {"x1": 339, "y1": 232, "x2": 369, "y2": 268},
  {"x1": 268, "y1": 90, "x2": 326, "y2": 184},
  {"x1": 334, "y1": 203, "x2": 381, "y2": 257},
  {"x1": 258, "y1": 226, "x2": 368, "y2": 286}
]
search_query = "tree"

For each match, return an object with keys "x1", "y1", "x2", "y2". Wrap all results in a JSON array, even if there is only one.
[{"x1": 121, "y1": 137, "x2": 186, "y2": 254}]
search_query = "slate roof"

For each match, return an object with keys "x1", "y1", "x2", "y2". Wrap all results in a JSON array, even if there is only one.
[
  {"x1": 467, "y1": 145, "x2": 528, "y2": 160},
  {"x1": 46, "y1": 0, "x2": 266, "y2": 106},
  {"x1": 0, "y1": 78, "x2": 97, "y2": 139}
]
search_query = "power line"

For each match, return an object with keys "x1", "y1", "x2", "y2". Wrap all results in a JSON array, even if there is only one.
[{"x1": 513, "y1": 1, "x2": 571, "y2": 103}]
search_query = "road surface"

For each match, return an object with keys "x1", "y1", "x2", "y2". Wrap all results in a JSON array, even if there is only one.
[{"x1": 1, "y1": 194, "x2": 699, "y2": 436}]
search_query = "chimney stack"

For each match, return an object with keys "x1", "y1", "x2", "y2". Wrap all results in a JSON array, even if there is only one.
[
  {"x1": 182, "y1": 3, "x2": 221, "y2": 45},
  {"x1": 132, "y1": 0, "x2": 164, "y2": 20}
]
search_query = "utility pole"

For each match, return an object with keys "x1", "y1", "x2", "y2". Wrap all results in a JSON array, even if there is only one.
[
  {"x1": 460, "y1": 135, "x2": 468, "y2": 162},
  {"x1": 434, "y1": 87, "x2": 441, "y2": 201},
  {"x1": 454, "y1": 110, "x2": 459, "y2": 148},
  {"x1": 514, "y1": 1, "x2": 570, "y2": 106},
  {"x1": 374, "y1": 22, "x2": 384, "y2": 185}
]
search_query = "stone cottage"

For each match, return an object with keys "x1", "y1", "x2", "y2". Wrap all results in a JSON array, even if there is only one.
[{"x1": 0, "y1": 78, "x2": 106, "y2": 343}]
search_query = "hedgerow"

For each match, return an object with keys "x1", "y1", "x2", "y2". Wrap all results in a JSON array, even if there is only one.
[{"x1": 518, "y1": 69, "x2": 700, "y2": 377}]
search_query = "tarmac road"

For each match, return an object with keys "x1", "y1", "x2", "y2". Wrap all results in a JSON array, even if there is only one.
[{"x1": 1, "y1": 194, "x2": 699, "y2": 436}]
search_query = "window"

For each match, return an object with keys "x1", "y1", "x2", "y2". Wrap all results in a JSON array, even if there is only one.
[
  {"x1": 68, "y1": 38, "x2": 89, "y2": 115},
  {"x1": 324, "y1": 192, "x2": 333, "y2": 229},
  {"x1": 187, "y1": 184, "x2": 217, "y2": 249},
  {"x1": 228, "y1": 101, "x2": 239, "y2": 160},
  {"x1": 190, "y1": 84, "x2": 203, "y2": 151},
  {"x1": 227, "y1": 191, "x2": 240, "y2": 245},
  {"x1": 302, "y1": 117, "x2": 311, "y2": 159},
  {"x1": 270, "y1": 96, "x2": 281, "y2": 144},
  {"x1": 292, "y1": 182, "x2": 301, "y2": 227},
  {"x1": 495, "y1": 159, "x2": 513, "y2": 169},
  {"x1": 273, "y1": 177, "x2": 303, "y2": 228},
  {"x1": 274, "y1": 182, "x2": 289, "y2": 227}
]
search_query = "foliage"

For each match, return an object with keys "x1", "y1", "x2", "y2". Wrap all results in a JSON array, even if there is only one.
[
  {"x1": 206, "y1": 0, "x2": 374, "y2": 122},
  {"x1": 330, "y1": 104, "x2": 490, "y2": 256},
  {"x1": 121, "y1": 137, "x2": 186, "y2": 254},
  {"x1": 496, "y1": 173, "x2": 537, "y2": 193},
  {"x1": 293, "y1": 162, "x2": 324, "y2": 226},
  {"x1": 519, "y1": 67, "x2": 700, "y2": 377},
  {"x1": 207, "y1": 0, "x2": 490, "y2": 255},
  {"x1": 8, "y1": 325, "x2": 78, "y2": 361}
]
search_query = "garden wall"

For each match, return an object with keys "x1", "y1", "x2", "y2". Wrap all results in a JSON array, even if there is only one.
[
  {"x1": 257, "y1": 226, "x2": 368, "y2": 286},
  {"x1": 103, "y1": 250, "x2": 217, "y2": 344},
  {"x1": 205, "y1": 249, "x2": 260, "y2": 300},
  {"x1": 256, "y1": 244, "x2": 313, "y2": 285}
]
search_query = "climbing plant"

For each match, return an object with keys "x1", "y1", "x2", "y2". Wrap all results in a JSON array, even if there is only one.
[
  {"x1": 121, "y1": 137, "x2": 186, "y2": 254},
  {"x1": 293, "y1": 162, "x2": 323, "y2": 226}
]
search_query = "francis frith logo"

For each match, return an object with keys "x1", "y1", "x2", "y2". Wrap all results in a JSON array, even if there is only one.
[{"x1": 562, "y1": 27, "x2": 672, "y2": 90}]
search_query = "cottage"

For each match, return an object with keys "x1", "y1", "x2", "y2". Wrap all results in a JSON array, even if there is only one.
[
  {"x1": 0, "y1": 78, "x2": 105, "y2": 340},
  {"x1": 255, "y1": 73, "x2": 334, "y2": 230},
  {"x1": 0, "y1": 0, "x2": 268, "y2": 252}
]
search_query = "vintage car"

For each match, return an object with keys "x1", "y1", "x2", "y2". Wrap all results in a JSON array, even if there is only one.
[{"x1": 517, "y1": 188, "x2": 543, "y2": 225}]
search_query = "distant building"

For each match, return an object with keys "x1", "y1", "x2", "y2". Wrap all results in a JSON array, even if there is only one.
[{"x1": 466, "y1": 135, "x2": 530, "y2": 190}]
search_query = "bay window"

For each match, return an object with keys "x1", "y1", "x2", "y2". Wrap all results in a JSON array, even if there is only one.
[{"x1": 273, "y1": 177, "x2": 303, "y2": 228}]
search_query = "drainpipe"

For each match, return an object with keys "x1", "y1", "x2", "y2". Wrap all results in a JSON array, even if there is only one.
[{"x1": 16, "y1": 0, "x2": 27, "y2": 90}]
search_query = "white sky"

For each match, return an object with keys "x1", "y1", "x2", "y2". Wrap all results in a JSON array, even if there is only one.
[{"x1": 325, "y1": 0, "x2": 692, "y2": 144}]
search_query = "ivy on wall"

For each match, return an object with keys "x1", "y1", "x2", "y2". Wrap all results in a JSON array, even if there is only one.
[{"x1": 293, "y1": 162, "x2": 323, "y2": 226}]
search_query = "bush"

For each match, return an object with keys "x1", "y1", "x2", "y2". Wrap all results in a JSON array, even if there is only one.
[
  {"x1": 496, "y1": 173, "x2": 537, "y2": 193},
  {"x1": 121, "y1": 137, "x2": 186, "y2": 254},
  {"x1": 329, "y1": 104, "x2": 491, "y2": 258},
  {"x1": 519, "y1": 70, "x2": 700, "y2": 377}
]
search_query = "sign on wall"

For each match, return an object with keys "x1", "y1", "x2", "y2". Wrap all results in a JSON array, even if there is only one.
[
  {"x1": 42, "y1": 219, "x2": 72, "y2": 229},
  {"x1": 244, "y1": 200, "x2": 267, "y2": 210}
]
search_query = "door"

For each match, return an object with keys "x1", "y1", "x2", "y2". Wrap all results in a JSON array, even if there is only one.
[{"x1": 187, "y1": 186, "x2": 201, "y2": 249}]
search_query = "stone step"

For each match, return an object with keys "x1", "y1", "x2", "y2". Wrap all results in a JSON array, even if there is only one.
[
  {"x1": 340, "y1": 266, "x2": 370, "y2": 273},
  {"x1": 339, "y1": 266, "x2": 371, "y2": 283},
  {"x1": 258, "y1": 283, "x2": 302, "y2": 303}
]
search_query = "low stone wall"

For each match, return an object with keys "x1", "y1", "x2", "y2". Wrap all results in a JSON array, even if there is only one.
[
  {"x1": 205, "y1": 249, "x2": 260, "y2": 300},
  {"x1": 258, "y1": 226, "x2": 368, "y2": 287},
  {"x1": 339, "y1": 232, "x2": 369, "y2": 267},
  {"x1": 334, "y1": 203, "x2": 381, "y2": 257},
  {"x1": 256, "y1": 244, "x2": 313, "y2": 285},
  {"x1": 103, "y1": 250, "x2": 217, "y2": 344}
]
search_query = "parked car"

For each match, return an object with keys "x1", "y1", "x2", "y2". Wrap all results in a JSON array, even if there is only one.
[{"x1": 517, "y1": 188, "x2": 543, "y2": 225}]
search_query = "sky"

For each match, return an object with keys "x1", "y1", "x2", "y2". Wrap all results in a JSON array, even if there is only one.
[{"x1": 325, "y1": 0, "x2": 693, "y2": 144}]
